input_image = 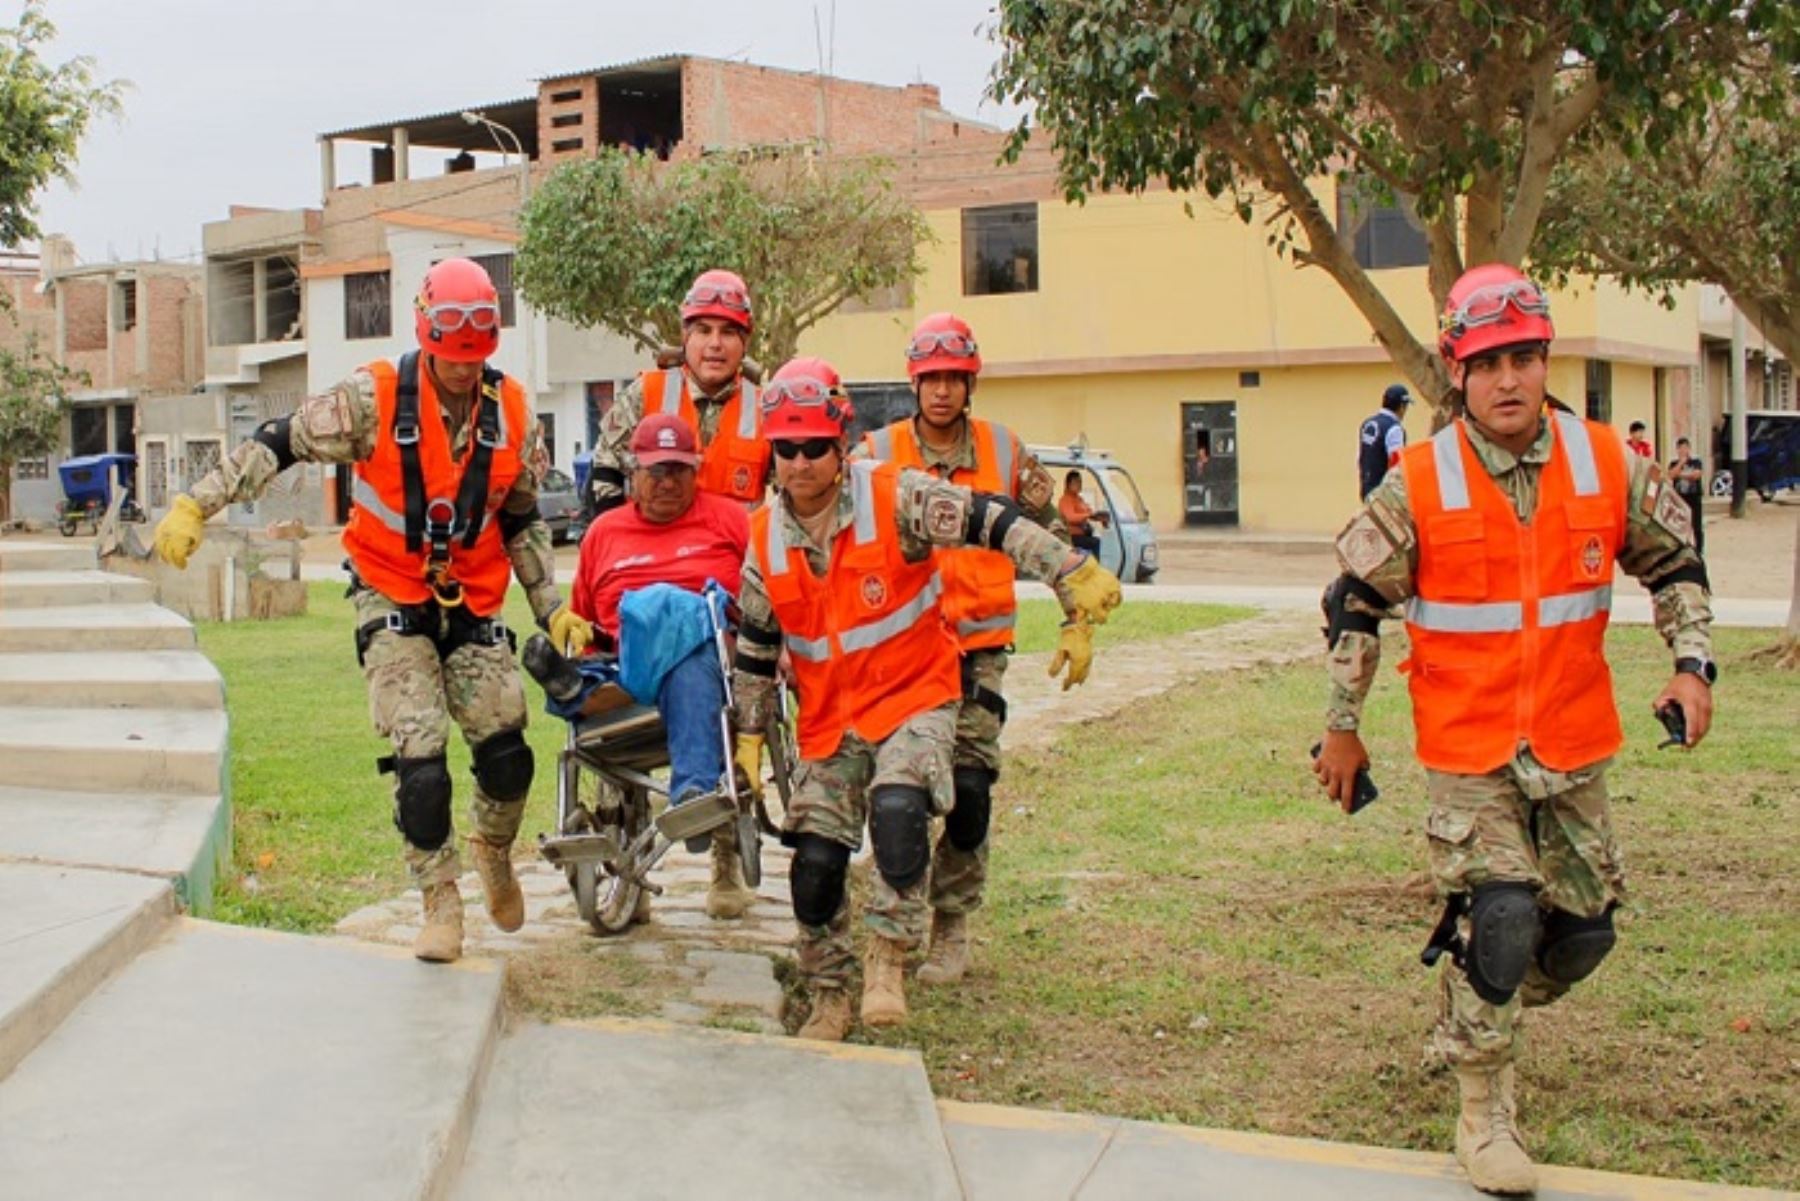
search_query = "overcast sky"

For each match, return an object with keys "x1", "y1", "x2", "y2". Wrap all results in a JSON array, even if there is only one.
[{"x1": 24, "y1": 0, "x2": 1022, "y2": 265}]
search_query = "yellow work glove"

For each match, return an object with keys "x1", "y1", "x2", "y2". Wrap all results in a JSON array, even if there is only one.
[
  {"x1": 1047, "y1": 620, "x2": 1095, "y2": 691},
  {"x1": 735, "y1": 733, "x2": 765, "y2": 787},
  {"x1": 1056, "y1": 555, "x2": 1123, "y2": 626},
  {"x1": 546, "y1": 603, "x2": 595, "y2": 655},
  {"x1": 152, "y1": 494, "x2": 207, "y2": 569}
]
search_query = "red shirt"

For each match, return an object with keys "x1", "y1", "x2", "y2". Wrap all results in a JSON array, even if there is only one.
[
  {"x1": 571, "y1": 491, "x2": 750, "y2": 638},
  {"x1": 1627, "y1": 436, "x2": 1653, "y2": 459}
]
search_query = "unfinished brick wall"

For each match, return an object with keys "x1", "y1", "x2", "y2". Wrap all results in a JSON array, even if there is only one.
[
  {"x1": 537, "y1": 74, "x2": 600, "y2": 163},
  {"x1": 0, "y1": 270, "x2": 57, "y2": 355},
  {"x1": 62, "y1": 279, "x2": 108, "y2": 354},
  {"x1": 144, "y1": 274, "x2": 203, "y2": 389},
  {"x1": 679, "y1": 59, "x2": 954, "y2": 155}
]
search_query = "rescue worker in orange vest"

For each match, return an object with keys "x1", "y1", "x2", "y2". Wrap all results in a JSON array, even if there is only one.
[
  {"x1": 854, "y1": 313, "x2": 1064, "y2": 987},
  {"x1": 588, "y1": 268, "x2": 770, "y2": 514},
  {"x1": 731, "y1": 357, "x2": 1121, "y2": 1042},
  {"x1": 1313, "y1": 264, "x2": 1715, "y2": 1195},
  {"x1": 153, "y1": 258, "x2": 587, "y2": 964}
]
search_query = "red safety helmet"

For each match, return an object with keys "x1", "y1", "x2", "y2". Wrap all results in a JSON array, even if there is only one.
[
  {"x1": 905, "y1": 312, "x2": 982, "y2": 380},
  {"x1": 681, "y1": 268, "x2": 753, "y2": 334},
  {"x1": 414, "y1": 258, "x2": 501, "y2": 363},
  {"x1": 760, "y1": 356, "x2": 854, "y2": 440},
  {"x1": 1438, "y1": 263, "x2": 1555, "y2": 363}
]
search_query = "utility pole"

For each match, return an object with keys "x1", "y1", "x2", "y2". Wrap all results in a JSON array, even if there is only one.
[{"x1": 1729, "y1": 307, "x2": 1749, "y2": 518}]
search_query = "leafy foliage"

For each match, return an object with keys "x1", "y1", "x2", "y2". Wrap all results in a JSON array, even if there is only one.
[
  {"x1": 517, "y1": 149, "x2": 929, "y2": 368},
  {"x1": 991, "y1": 0, "x2": 1798, "y2": 411},
  {"x1": 0, "y1": 330, "x2": 79, "y2": 522}
]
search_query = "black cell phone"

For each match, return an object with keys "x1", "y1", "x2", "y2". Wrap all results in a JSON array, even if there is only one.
[
  {"x1": 1654, "y1": 701, "x2": 1688, "y2": 750},
  {"x1": 1311, "y1": 742, "x2": 1380, "y2": 814}
]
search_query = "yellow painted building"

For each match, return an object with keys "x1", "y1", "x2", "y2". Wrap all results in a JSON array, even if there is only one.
[{"x1": 801, "y1": 141, "x2": 1699, "y2": 534}]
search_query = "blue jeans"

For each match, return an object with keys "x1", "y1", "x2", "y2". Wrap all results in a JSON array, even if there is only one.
[{"x1": 658, "y1": 643, "x2": 727, "y2": 802}]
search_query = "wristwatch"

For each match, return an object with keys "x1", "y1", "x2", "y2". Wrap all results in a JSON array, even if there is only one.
[{"x1": 1674, "y1": 656, "x2": 1718, "y2": 685}]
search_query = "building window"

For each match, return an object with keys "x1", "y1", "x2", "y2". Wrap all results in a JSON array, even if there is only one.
[
  {"x1": 1586, "y1": 359, "x2": 1613, "y2": 424},
  {"x1": 962, "y1": 203, "x2": 1039, "y2": 296},
  {"x1": 15, "y1": 456, "x2": 49, "y2": 481},
  {"x1": 114, "y1": 279, "x2": 138, "y2": 331},
  {"x1": 1335, "y1": 178, "x2": 1429, "y2": 270},
  {"x1": 538, "y1": 412, "x2": 556, "y2": 464},
  {"x1": 184, "y1": 438, "x2": 223, "y2": 490},
  {"x1": 344, "y1": 270, "x2": 392, "y2": 340},
  {"x1": 467, "y1": 253, "x2": 517, "y2": 327},
  {"x1": 143, "y1": 439, "x2": 169, "y2": 509}
]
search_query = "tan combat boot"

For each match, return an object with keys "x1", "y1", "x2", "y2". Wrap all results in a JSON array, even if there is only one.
[
  {"x1": 414, "y1": 880, "x2": 465, "y2": 963},
  {"x1": 705, "y1": 831, "x2": 756, "y2": 920},
  {"x1": 915, "y1": 910, "x2": 970, "y2": 986},
  {"x1": 468, "y1": 834, "x2": 524, "y2": 933},
  {"x1": 860, "y1": 936, "x2": 909, "y2": 1027},
  {"x1": 797, "y1": 988, "x2": 854, "y2": 1042},
  {"x1": 1454, "y1": 1065, "x2": 1538, "y2": 1195}
]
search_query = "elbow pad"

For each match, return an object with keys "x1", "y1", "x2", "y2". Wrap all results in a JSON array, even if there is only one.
[
  {"x1": 253, "y1": 417, "x2": 298, "y2": 472},
  {"x1": 963, "y1": 491, "x2": 1022, "y2": 551},
  {"x1": 497, "y1": 508, "x2": 536, "y2": 543},
  {"x1": 1651, "y1": 561, "x2": 1710, "y2": 594},
  {"x1": 1321, "y1": 573, "x2": 1388, "y2": 648}
]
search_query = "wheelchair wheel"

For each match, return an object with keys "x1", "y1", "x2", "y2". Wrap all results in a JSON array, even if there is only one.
[
  {"x1": 736, "y1": 812, "x2": 762, "y2": 890},
  {"x1": 585, "y1": 785, "x2": 650, "y2": 936}
]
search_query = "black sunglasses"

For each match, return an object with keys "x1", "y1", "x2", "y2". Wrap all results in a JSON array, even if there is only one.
[{"x1": 770, "y1": 438, "x2": 838, "y2": 461}]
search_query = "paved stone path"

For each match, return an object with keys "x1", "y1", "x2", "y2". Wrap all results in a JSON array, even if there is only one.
[{"x1": 335, "y1": 610, "x2": 1322, "y2": 1031}]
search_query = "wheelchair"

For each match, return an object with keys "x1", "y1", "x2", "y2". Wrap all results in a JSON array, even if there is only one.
[{"x1": 530, "y1": 586, "x2": 798, "y2": 936}]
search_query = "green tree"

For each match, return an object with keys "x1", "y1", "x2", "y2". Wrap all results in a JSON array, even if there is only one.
[
  {"x1": 0, "y1": 1, "x2": 123, "y2": 248},
  {"x1": 0, "y1": 331, "x2": 78, "y2": 524},
  {"x1": 517, "y1": 148, "x2": 929, "y2": 369},
  {"x1": 991, "y1": 0, "x2": 1798, "y2": 414}
]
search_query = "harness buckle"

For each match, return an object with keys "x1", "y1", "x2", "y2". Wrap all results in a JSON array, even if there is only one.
[
  {"x1": 382, "y1": 611, "x2": 410, "y2": 635},
  {"x1": 392, "y1": 422, "x2": 421, "y2": 446}
]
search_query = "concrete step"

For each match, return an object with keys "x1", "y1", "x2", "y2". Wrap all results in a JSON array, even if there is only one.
[
  {"x1": 0, "y1": 569, "x2": 153, "y2": 609},
  {"x1": 0, "y1": 920, "x2": 504, "y2": 1200},
  {"x1": 0, "y1": 706, "x2": 227, "y2": 796},
  {"x1": 0, "y1": 862, "x2": 175, "y2": 1081},
  {"x1": 937, "y1": 1101, "x2": 1793, "y2": 1201},
  {"x1": 450, "y1": 1017, "x2": 961, "y2": 1201},
  {"x1": 0, "y1": 602, "x2": 195, "y2": 653},
  {"x1": 0, "y1": 541, "x2": 96, "y2": 574},
  {"x1": 0, "y1": 786, "x2": 230, "y2": 913},
  {"x1": 0, "y1": 650, "x2": 222, "y2": 710}
]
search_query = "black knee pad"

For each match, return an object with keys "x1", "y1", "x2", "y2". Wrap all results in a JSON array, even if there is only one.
[
  {"x1": 789, "y1": 834, "x2": 851, "y2": 927},
  {"x1": 1464, "y1": 882, "x2": 1543, "y2": 1005},
  {"x1": 391, "y1": 755, "x2": 452, "y2": 851},
  {"x1": 946, "y1": 765, "x2": 995, "y2": 853},
  {"x1": 869, "y1": 784, "x2": 932, "y2": 890},
  {"x1": 1538, "y1": 905, "x2": 1616, "y2": 985},
  {"x1": 471, "y1": 729, "x2": 533, "y2": 804}
]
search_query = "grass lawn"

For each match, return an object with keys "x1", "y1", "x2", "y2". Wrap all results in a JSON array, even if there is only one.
[
  {"x1": 197, "y1": 580, "x2": 1243, "y2": 932},
  {"x1": 866, "y1": 624, "x2": 1798, "y2": 1189}
]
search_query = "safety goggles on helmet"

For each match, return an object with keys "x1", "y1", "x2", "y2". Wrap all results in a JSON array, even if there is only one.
[
  {"x1": 905, "y1": 330, "x2": 979, "y2": 362},
  {"x1": 770, "y1": 437, "x2": 838, "y2": 462},
  {"x1": 682, "y1": 282, "x2": 751, "y2": 314},
  {"x1": 417, "y1": 300, "x2": 501, "y2": 335},
  {"x1": 1439, "y1": 280, "x2": 1551, "y2": 339},
  {"x1": 760, "y1": 375, "x2": 847, "y2": 415}
]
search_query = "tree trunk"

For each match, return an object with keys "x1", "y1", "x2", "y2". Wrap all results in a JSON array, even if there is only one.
[
  {"x1": 1752, "y1": 511, "x2": 1800, "y2": 669},
  {"x1": 0, "y1": 462, "x2": 12, "y2": 527}
]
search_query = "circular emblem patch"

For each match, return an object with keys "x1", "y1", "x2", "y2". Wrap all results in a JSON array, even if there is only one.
[
  {"x1": 732, "y1": 464, "x2": 753, "y2": 494},
  {"x1": 859, "y1": 573, "x2": 889, "y2": 610},
  {"x1": 1579, "y1": 534, "x2": 1605, "y2": 580}
]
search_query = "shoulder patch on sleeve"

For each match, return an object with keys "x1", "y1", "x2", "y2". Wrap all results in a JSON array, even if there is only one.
[
  {"x1": 925, "y1": 493, "x2": 963, "y2": 541},
  {"x1": 1017, "y1": 461, "x2": 1054, "y2": 509},
  {"x1": 1336, "y1": 509, "x2": 1400, "y2": 578},
  {"x1": 1651, "y1": 480, "x2": 1695, "y2": 545},
  {"x1": 302, "y1": 384, "x2": 357, "y2": 441}
]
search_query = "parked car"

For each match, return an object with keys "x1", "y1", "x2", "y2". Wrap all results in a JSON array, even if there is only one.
[
  {"x1": 537, "y1": 467, "x2": 581, "y2": 545},
  {"x1": 1709, "y1": 410, "x2": 1800, "y2": 501},
  {"x1": 1030, "y1": 443, "x2": 1160, "y2": 583}
]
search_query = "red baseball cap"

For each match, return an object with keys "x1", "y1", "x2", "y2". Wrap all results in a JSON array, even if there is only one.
[{"x1": 630, "y1": 412, "x2": 700, "y2": 467}]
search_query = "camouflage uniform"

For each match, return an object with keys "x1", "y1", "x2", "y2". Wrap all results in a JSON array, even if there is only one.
[
  {"x1": 852, "y1": 419, "x2": 1064, "y2": 915},
  {"x1": 588, "y1": 367, "x2": 754, "y2": 511},
  {"x1": 1325, "y1": 408, "x2": 1712, "y2": 1069},
  {"x1": 186, "y1": 364, "x2": 561, "y2": 886},
  {"x1": 733, "y1": 467, "x2": 1076, "y2": 991}
]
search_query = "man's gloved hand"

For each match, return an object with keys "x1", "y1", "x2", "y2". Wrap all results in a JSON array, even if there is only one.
[
  {"x1": 736, "y1": 733, "x2": 765, "y2": 786},
  {"x1": 152, "y1": 494, "x2": 207, "y2": 569},
  {"x1": 1047, "y1": 621, "x2": 1094, "y2": 691},
  {"x1": 1055, "y1": 554, "x2": 1123, "y2": 626},
  {"x1": 547, "y1": 603, "x2": 595, "y2": 656}
]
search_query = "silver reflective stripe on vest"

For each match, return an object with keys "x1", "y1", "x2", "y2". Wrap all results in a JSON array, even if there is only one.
[
  {"x1": 866, "y1": 426, "x2": 895, "y2": 461},
  {"x1": 957, "y1": 612, "x2": 1015, "y2": 638},
  {"x1": 737, "y1": 380, "x2": 758, "y2": 438},
  {"x1": 785, "y1": 632, "x2": 831, "y2": 662},
  {"x1": 1404, "y1": 597, "x2": 1523, "y2": 633},
  {"x1": 839, "y1": 573, "x2": 944, "y2": 653},
  {"x1": 657, "y1": 368, "x2": 684, "y2": 416},
  {"x1": 851, "y1": 460, "x2": 879, "y2": 545},
  {"x1": 763, "y1": 507, "x2": 791, "y2": 577},
  {"x1": 1539, "y1": 585, "x2": 1612, "y2": 628},
  {"x1": 989, "y1": 421, "x2": 1016, "y2": 490},
  {"x1": 1432, "y1": 424, "x2": 1470, "y2": 511},
  {"x1": 1554, "y1": 411, "x2": 1600, "y2": 496},
  {"x1": 351, "y1": 476, "x2": 408, "y2": 535}
]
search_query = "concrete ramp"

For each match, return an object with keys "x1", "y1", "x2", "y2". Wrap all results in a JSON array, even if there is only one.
[{"x1": 452, "y1": 1017, "x2": 962, "y2": 1201}]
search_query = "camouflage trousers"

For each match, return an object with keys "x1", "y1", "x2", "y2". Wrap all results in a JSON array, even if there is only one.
[
  {"x1": 787, "y1": 702, "x2": 957, "y2": 991},
  {"x1": 1422, "y1": 754, "x2": 1627, "y2": 1070},
  {"x1": 354, "y1": 589, "x2": 530, "y2": 888},
  {"x1": 930, "y1": 648, "x2": 1008, "y2": 915}
]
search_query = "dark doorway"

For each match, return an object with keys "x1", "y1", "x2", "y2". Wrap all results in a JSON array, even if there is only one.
[
  {"x1": 539, "y1": 412, "x2": 557, "y2": 465},
  {"x1": 1182, "y1": 401, "x2": 1238, "y2": 526},
  {"x1": 70, "y1": 406, "x2": 107, "y2": 457},
  {"x1": 843, "y1": 383, "x2": 916, "y2": 442},
  {"x1": 112, "y1": 404, "x2": 136, "y2": 455}
]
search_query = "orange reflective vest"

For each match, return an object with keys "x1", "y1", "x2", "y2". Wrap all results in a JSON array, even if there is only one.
[
  {"x1": 1398, "y1": 411, "x2": 1629, "y2": 774},
  {"x1": 750, "y1": 460, "x2": 962, "y2": 760},
  {"x1": 861, "y1": 418, "x2": 1021, "y2": 651},
  {"x1": 641, "y1": 367, "x2": 769, "y2": 503},
  {"x1": 342, "y1": 354, "x2": 530, "y2": 617}
]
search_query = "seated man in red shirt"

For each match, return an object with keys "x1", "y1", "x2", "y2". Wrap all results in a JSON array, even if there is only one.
[{"x1": 531, "y1": 412, "x2": 754, "y2": 916}]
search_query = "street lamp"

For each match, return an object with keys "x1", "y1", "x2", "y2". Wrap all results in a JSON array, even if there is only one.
[{"x1": 460, "y1": 110, "x2": 538, "y2": 409}]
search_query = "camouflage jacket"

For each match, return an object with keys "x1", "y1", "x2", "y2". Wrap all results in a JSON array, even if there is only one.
[
  {"x1": 589, "y1": 367, "x2": 748, "y2": 510},
  {"x1": 849, "y1": 415, "x2": 1067, "y2": 539}
]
